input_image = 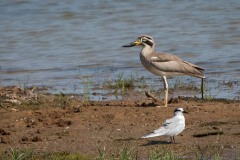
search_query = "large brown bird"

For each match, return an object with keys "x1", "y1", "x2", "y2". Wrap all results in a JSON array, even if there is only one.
[{"x1": 122, "y1": 35, "x2": 205, "y2": 107}]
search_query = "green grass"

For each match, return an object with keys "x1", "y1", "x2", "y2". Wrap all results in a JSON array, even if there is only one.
[
  {"x1": 96, "y1": 143, "x2": 107, "y2": 160},
  {"x1": 17, "y1": 76, "x2": 31, "y2": 91},
  {"x1": 118, "y1": 146, "x2": 136, "y2": 160},
  {"x1": 78, "y1": 76, "x2": 94, "y2": 103},
  {"x1": 202, "y1": 80, "x2": 216, "y2": 100},
  {"x1": 53, "y1": 92, "x2": 68, "y2": 108},
  {"x1": 102, "y1": 72, "x2": 135, "y2": 94},
  {"x1": 191, "y1": 144, "x2": 223, "y2": 160},
  {"x1": 173, "y1": 77, "x2": 199, "y2": 91},
  {"x1": 83, "y1": 78, "x2": 91, "y2": 102},
  {"x1": 101, "y1": 73, "x2": 212, "y2": 99},
  {"x1": 2, "y1": 147, "x2": 34, "y2": 160},
  {"x1": 102, "y1": 72, "x2": 149, "y2": 95},
  {"x1": 78, "y1": 76, "x2": 92, "y2": 102},
  {"x1": 2, "y1": 142, "x2": 237, "y2": 160},
  {"x1": 237, "y1": 145, "x2": 240, "y2": 160},
  {"x1": 149, "y1": 151, "x2": 180, "y2": 160},
  {"x1": 2, "y1": 147, "x2": 92, "y2": 160},
  {"x1": 95, "y1": 144, "x2": 136, "y2": 160},
  {"x1": 36, "y1": 152, "x2": 91, "y2": 160}
]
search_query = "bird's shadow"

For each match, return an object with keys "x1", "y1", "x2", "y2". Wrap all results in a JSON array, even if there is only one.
[{"x1": 142, "y1": 140, "x2": 172, "y2": 146}]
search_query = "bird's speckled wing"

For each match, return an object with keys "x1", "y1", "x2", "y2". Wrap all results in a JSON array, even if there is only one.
[{"x1": 149, "y1": 52, "x2": 205, "y2": 78}]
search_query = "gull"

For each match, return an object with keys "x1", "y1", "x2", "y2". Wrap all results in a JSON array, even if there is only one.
[
  {"x1": 141, "y1": 107, "x2": 187, "y2": 143},
  {"x1": 122, "y1": 35, "x2": 205, "y2": 107}
]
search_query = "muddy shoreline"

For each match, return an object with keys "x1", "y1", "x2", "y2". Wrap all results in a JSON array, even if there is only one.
[{"x1": 0, "y1": 86, "x2": 239, "y2": 159}]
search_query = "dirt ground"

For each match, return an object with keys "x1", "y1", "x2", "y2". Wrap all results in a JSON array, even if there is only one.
[{"x1": 0, "y1": 86, "x2": 239, "y2": 159}]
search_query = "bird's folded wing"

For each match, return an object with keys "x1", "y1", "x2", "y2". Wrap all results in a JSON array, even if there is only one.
[
  {"x1": 150, "y1": 52, "x2": 182, "y2": 62},
  {"x1": 141, "y1": 117, "x2": 176, "y2": 138},
  {"x1": 150, "y1": 53, "x2": 187, "y2": 72},
  {"x1": 182, "y1": 60, "x2": 205, "y2": 71},
  {"x1": 162, "y1": 117, "x2": 179, "y2": 130},
  {"x1": 150, "y1": 52, "x2": 204, "y2": 76}
]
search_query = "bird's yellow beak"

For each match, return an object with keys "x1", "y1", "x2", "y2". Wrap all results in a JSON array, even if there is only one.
[
  {"x1": 122, "y1": 39, "x2": 142, "y2": 47},
  {"x1": 133, "y1": 40, "x2": 142, "y2": 46}
]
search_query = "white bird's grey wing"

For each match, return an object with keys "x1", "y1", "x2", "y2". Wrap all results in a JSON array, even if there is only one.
[
  {"x1": 141, "y1": 116, "x2": 178, "y2": 138},
  {"x1": 149, "y1": 52, "x2": 205, "y2": 78}
]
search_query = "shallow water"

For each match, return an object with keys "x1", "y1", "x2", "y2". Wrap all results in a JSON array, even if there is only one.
[{"x1": 0, "y1": 0, "x2": 240, "y2": 100}]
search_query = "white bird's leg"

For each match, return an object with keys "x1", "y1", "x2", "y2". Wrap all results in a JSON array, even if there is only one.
[
  {"x1": 170, "y1": 136, "x2": 175, "y2": 143},
  {"x1": 173, "y1": 136, "x2": 175, "y2": 143},
  {"x1": 163, "y1": 76, "x2": 168, "y2": 107}
]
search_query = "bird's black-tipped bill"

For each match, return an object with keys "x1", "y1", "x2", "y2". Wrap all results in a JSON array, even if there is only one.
[
  {"x1": 183, "y1": 111, "x2": 188, "y2": 114},
  {"x1": 122, "y1": 43, "x2": 136, "y2": 47}
]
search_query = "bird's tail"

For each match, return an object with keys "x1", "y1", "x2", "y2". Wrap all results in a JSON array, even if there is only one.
[{"x1": 141, "y1": 132, "x2": 163, "y2": 138}]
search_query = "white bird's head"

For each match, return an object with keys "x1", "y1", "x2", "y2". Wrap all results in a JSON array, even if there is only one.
[{"x1": 174, "y1": 108, "x2": 188, "y2": 116}]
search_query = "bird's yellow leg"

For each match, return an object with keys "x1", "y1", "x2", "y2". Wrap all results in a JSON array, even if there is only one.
[
  {"x1": 165, "y1": 88, "x2": 168, "y2": 107},
  {"x1": 156, "y1": 76, "x2": 168, "y2": 108},
  {"x1": 163, "y1": 76, "x2": 168, "y2": 107}
]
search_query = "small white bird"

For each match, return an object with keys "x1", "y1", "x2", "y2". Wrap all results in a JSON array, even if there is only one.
[{"x1": 141, "y1": 107, "x2": 188, "y2": 143}]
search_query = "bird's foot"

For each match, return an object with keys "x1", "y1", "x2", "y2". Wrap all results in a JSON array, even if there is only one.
[{"x1": 156, "y1": 105, "x2": 167, "y2": 108}]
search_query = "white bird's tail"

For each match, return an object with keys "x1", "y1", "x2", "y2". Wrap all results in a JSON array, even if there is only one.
[
  {"x1": 141, "y1": 133, "x2": 158, "y2": 138},
  {"x1": 141, "y1": 129, "x2": 165, "y2": 138}
]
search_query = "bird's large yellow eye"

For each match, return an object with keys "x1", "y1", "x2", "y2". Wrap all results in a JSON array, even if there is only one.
[{"x1": 141, "y1": 38, "x2": 147, "y2": 42}]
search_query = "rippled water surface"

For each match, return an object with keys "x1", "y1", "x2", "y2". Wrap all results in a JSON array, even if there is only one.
[{"x1": 0, "y1": 0, "x2": 240, "y2": 100}]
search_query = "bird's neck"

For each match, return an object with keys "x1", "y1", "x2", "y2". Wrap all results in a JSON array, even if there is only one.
[
  {"x1": 174, "y1": 113, "x2": 184, "y2": 117},
  {"x1": 141, "y1": 45, "x2": 155, "y2": 57}
]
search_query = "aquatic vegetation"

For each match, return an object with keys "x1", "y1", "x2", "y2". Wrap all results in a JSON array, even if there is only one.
[
  {"x1": 79, "y1": 76, "x2": 94, "y2": 102},
  {"x1": 102, "y1": 72, "x2": 135, "y2": 94},
  {"x1": 202, "y1": 80, "x2": 216, "y2": 100}
]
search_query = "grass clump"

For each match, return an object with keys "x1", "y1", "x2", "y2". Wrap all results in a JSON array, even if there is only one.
[
  {"x1": 173, "y1": 78, "x2": 199, "y2": 91},
  {"x1": 2, "y1": 147, "x2": 34, "y2": 160},
  {"x1": 1, "y1": 143, "x2": 234, "y2": 160},
  {"x1": 53, "y1": 92, "x2": 68, "y2": 108},
  {"x1": 118, "y1": 146, "x2": 135, "y2": 160},
  {"x1": 83, "y1": 78, "x2": 91, "y2": 102},
  {"x1": 96, "y1": 144, "x2": 106, "y2": 160},
  {"x1": 1, "y1": 147, "x2": 92, "y2": 160},
  {"x1": 202, "y1": 80, "x2": 216, "y2": 101},
  {"x1": 103, "y1": 72, "x2": 135, "y2": 94},
  {"x1": 95, "y1": 142, "x2": 182, "y2": 160},
  {"x1": 149, "y1": 146, "x2": 181, "y2": 160},
  {"x1": 191, "y1": 144, "x2": 223, "y2": 160},
  {"x1": 37, "y1": 152, "x2": 91, "y2": 160},
  {"x1": 79, "y1": 76, "x2": 93, "y2": 102}
]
